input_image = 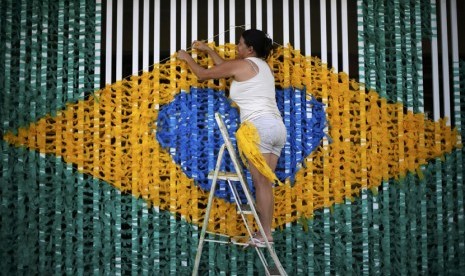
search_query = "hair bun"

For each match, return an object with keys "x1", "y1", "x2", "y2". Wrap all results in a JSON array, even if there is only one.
[{"x1": 242, "y1": 29, "x2": 274, "y2": 59}]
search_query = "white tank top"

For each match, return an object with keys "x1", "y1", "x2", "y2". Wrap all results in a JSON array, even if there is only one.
[{"x1": 229, "y1": 57, "x2": 281, "y2": 122}]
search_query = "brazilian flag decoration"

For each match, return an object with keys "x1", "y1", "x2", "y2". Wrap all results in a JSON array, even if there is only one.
[{"x1": 1, "y1": 0, "x2": 464, "y2": 275}]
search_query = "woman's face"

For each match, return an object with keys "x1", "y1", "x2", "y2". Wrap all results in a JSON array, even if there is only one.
[{"x1": 237, "y1": 36, "x2": 251, "y2": 58}]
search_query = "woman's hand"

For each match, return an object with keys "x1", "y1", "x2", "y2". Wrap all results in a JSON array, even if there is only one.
[
  {"x1": 177, "y1": 50, "x2": 191, "y2": 62},
  {"x1": 192, "y1": 40, "x2": 210, "y2": 52}
]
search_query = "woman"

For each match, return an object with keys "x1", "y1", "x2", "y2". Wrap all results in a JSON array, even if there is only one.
[{"x1": 177, "y1": 29, "x2": 286, "y2": 247}]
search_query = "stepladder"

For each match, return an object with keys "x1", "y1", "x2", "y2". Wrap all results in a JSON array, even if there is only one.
[{"x1": 192, "y1": 113, "x2": 287, "y2": 276}]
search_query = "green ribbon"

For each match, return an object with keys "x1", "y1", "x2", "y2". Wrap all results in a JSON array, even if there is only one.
[
  {"x1": 458, "y1": 61, "x2": 465, "y2": 269},
  {"x1": 381, "y1": 181, "x2": 391, "y2": 274},
  {"x1": 420, "y1": 167, "x2": 429, "y2": 273},
  {"x1": 435, "y1": 158, "x2": 445, "y2": 270}
]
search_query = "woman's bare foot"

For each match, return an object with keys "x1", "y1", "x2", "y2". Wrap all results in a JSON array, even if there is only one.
[{"x1": 251, "y1": 232, "x2": 273, "y2": 243}]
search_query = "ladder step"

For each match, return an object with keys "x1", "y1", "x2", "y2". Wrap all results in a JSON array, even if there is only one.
[
  {"x1": 230, "y1": 236, "x2": 249, "y2": 247},
  {"x1": 237, "y1": 204, "x2": 253, "y2": 215},
  {"x1": 208, "y1": 171, "x2": 240, "y2": 181}
]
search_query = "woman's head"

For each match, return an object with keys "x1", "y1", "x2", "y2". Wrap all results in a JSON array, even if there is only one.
[{"x1": 238, "y1": 29, "x2": 274, "y2": 59}]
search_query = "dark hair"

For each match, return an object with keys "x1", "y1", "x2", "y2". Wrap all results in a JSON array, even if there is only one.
[{"x1": 241, "y1": 29, "x2": 274, "y2": 59}]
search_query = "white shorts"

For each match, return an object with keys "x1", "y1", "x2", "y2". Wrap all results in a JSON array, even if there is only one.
[{"x1": 248, "y1": 115, "x2": 287, "y2": 157}]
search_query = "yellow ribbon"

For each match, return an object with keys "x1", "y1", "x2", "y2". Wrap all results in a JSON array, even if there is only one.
[{"x1": 235, "y1": 121, "x2": 283, "y2": 186}]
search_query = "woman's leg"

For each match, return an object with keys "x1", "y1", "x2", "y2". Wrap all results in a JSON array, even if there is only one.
[{"x1": 249, "y1": 153, "x2": 279, "y2": 241}]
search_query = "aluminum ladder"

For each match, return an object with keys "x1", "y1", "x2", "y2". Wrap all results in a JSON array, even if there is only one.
[{"x1": 192, "y1": 113, "x2": 287, "y2": 276}]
